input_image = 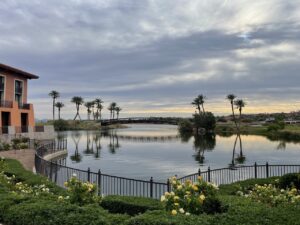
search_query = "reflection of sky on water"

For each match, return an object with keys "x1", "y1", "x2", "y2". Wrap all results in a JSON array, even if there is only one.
[{"x1": 57, "y1": 125, "x2": 300, "y2": 182}]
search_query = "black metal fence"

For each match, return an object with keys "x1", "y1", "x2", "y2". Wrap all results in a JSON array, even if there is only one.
[{"x1": 35, "y1": 141, "x2": 300, "y2": 199}]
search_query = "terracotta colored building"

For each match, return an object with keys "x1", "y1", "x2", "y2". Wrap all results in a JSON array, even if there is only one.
[{"x1": 0, "y1": 63, "x2": 39, "y2": 134}]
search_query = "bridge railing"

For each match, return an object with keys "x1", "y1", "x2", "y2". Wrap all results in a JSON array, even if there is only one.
[{"x1": 35, "y1": 141, "x2": 300, "y2": 199}]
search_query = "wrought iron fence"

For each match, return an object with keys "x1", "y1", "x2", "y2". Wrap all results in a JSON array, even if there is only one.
[{"x1": 35, "y1": 140, "x2": 300, "y2": 199}]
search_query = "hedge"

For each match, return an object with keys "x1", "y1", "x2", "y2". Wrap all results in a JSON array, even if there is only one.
[{"x1": 101, "y1": 195, "x2": 163, "y2": 215}]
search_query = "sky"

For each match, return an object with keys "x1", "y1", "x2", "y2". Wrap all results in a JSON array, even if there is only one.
[{"x1": 1, "y1": 0, "x2": 300, "y2": 119}]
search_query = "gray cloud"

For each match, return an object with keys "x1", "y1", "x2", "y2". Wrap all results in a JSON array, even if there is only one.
[{"x1": 0, "y1": 0, "x2": 300, "y2": 118}]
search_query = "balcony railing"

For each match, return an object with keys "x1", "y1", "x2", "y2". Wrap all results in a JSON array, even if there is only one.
[
  {"x1": 18, "y1": 103, "x2": 30, "y2": 110},
  {"x1": 0, "y1": 100, "x2": 13, "y2": 108},
  {"x1": 34, "y1": 126, "x2": 45, "y2": 132}
]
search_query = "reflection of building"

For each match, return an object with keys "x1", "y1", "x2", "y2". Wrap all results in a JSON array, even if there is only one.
[
  {"x1": 0, "y1": 63, "x2": 54, "y2": 139},
  {"x1": 0, "y1": 63, "x2": 38, "y2": 133}
]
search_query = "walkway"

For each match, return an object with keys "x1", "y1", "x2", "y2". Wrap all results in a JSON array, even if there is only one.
[{"x1": 0, "y1": 149, "x2": 35, "y2": 171}]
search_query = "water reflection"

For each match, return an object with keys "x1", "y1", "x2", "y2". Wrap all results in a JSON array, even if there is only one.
[
  {"x1": 70, "y1": 131, "x2": 82, "y2": 163},
  {"x1": 229, "y1": 135, "x2": 246, "y2": 168},
  {"x1": 193, "y1": 134, "x2": 216, "y2": 165}
]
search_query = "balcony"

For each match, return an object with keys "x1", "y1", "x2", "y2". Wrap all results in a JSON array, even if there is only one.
[
  {"x1": 18, "y1": 103, "x2": 30, "y2": 110},
  {"x1": 0, "y1": 100, "x2": 13, "y2": 108}
]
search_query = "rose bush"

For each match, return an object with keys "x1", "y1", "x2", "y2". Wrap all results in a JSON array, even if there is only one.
[
  {"x1": 161, "y1": 176, "x2": 226, "y2": 215},
  {"x1": 64, "y1": 174, "x2": 101, "y2": 205}
]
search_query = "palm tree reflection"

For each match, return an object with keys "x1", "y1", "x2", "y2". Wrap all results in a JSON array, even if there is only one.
[
  {"x1": 193, "y1": 134, "x2": 216, "y2": 165},
  {"x1": 229, "y1": 134, "x2": 246, "y2": 168},
  {"x1": 70, "y1": 131, "x2": 82, "y2": 163}
]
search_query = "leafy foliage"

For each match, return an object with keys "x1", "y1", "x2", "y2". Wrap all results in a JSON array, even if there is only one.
[{"x1": 193, "y1": 112, "x2": 216, "y2": 132}]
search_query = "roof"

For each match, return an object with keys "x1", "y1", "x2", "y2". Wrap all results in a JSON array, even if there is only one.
[{"x1": 0, "y1": 63, "x2": 39, "y2": 79}]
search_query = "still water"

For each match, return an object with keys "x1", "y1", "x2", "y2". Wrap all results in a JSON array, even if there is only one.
[{"x1": 56, "y1": 124, "x2": 300, "y2": 181}]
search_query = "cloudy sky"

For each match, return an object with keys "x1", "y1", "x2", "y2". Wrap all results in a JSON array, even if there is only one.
[{"x1": 1, "y1": 0, "x2": 300, "y2": 119}]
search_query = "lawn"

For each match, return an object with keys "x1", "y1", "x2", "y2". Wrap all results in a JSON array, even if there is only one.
[{"x1": 1, "y1": 158, "x2": 300, "y2": 225}]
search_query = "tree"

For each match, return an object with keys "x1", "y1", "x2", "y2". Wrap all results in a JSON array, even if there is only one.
[
  {"x1": 227, "y1": 94, "x2": 239, "y2": 132},
  {"x1": 71, "y1": 96, "x2": 84, "y2": 120},
  {"x1": 84, "y1": 101, "x2": 94, "y2": 120},
  {"x1": 234, "y1": 99, "x2": 246, "y2": 128},
  {"x1": 115, "y1": 106, "x2": 122, "y2": 120},
  {"x1": 94, "y1": 98, "x2": 104, "y2": 120},
  {"x1": 55, "y1": 102, "x2": 64, "y2": 120},
  {"x1": 48, "y1": 90, "x2": 60, "y2": 121},
  {"x1": 108, "y1": 102, "x2": 117, "y2": 119},
  {"x1": 192, "y1": 94, "x2": 206, "y2": 114},
  {"x1": 193, "y1": 112, "x2": 216, "y2": 133}
]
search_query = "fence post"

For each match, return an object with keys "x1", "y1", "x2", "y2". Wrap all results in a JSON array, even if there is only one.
[
  {"x1": 98, "y1": 169, "x2": 102, "y2": 196},
  {"x1": 167, "y1": 179, "x2": 170, "y2": 192},
  {"x1": 254, "y1": 162, "x2": 257, "y2": 179},
  {"x1": 198, "y1": 168, "x2": 201, "y2": 176},
  {"x1": 150, "y1": 177, "x2": 153, "y2": 198},
  {"x1": 88, "y1": 167, "x2": 91, "y2": 182},
  {"x1": 266, "y1": 162, "x2": 269, "y2": 178},
  {"x1": 49, "y1": 161, "x2": 53, "y2": 181},
  {"x1": 208, "y1": 166, "x2": 211, "y2": 182}
]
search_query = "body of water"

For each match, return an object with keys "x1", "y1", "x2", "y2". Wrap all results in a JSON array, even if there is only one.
[{"x1": 56, "y1": 124, "x2": 300, "y2": 181}]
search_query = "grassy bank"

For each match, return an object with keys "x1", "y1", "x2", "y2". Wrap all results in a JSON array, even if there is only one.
[
  {"x1": 215, "y1": 123, "x2": 300, "y2": 141},
  {"x1": 1, "y1": 158, "x2": 300, "y2": 224}
]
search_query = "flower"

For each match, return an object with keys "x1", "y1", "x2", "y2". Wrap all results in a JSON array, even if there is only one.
[
  {"x1": 171, "y1": 210, "x2": 177, "y2": 215},
  {"x1": 161, "y1": 195, "x2": 166, "y2": 202},
  {"x1": 198, "y1": 176, "x2": 202, "y2": 180},
  {"x1": 72, "y1": 173, "x2": 77, "y2": 177},
  {"x1": 174, "y1": 196, "x2": 180, "y2": 201},
  {"x1": 199, "y1": 194, "x2": 206, "y2": 201},
  {"x1": 179, "y1": 208, "x2": 185, "y2": 214},
  {"x1": 192, "y1": 185, "x2": 199, "y2": 191},
  {"x1": 64, "y1": 182, "x2": 68, "y2": 187},
  {"x1": 185, "y1": 212, "x2": 191, "y2": 216},
  {"x1": 58, "y1": 196, "x2": 63, "y2": 200}
]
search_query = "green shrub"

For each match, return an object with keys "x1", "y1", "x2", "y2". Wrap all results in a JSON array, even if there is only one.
[
  {"x1": 178, "y1": 119, "x2": 193, "y2": 133},
  {"x1": 193, "y1": 112, "x2": 216, "y2": 132},
  {"x1": 64, "y1": 175, "x2": 101, "y2": 206},
  {"x1": 101, "y1": 195, "x2": 163, "y2": 216},
  {"x1": 279, "y1": 173, "x2": 300, "y2": 189},
  {"x1": 0, "y1": 142, "x2": 11, "y2": 151},
  {"x1": 53, "y1": 119, "x2": 69, "y2": 131}
]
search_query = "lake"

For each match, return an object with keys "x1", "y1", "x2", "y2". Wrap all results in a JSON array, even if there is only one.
[{"x1": 56, "y1": 124, "x2": 300, "y2": 181}]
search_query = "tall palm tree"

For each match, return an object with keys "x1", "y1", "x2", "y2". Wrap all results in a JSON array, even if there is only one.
[
  {"x1": 84, "y1": 101, "x2": 93, "y2": 120},
  {"x1": 234, "y1": 99, "x2": 246, "y2": 128},
  {"x1": 94, "y1": 98, "x2": 104, "y2": 120},
  {"x1": 227, "y1": 94, "x2": 239, "y2": 132},
  {"x1": 191, "y1": 97, "x2": 201, "y2": 114},
  {"x1": 108, "y1": 102, "x2": 117, "y2": 119},
  {"x1": 48, "y1": 90, "x2": 60, "y2": 121},
  {"x1": 115, "y1": 106, "x2": 122, "y2": 120},
  {"x1": 71, "y1": 96, "x2": 84, "y2": 120},
  {"x1": 192, "y1": 95, "x2": 206, "y2": 114},
  {"x1": 55, "y1": 102, "x2": 64, "y2": 120}
]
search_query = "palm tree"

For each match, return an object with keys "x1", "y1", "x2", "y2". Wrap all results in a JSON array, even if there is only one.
[
  {"x1": 234, "y1": 99, "x2": 246, "y2": 128},
  {"x1": 71, "y1": 96, "x2": 84, "y2": 120},
  {"x1": 227, "y1": 94, "x2": 239, "y2": 132},
  {"x1": 192, "y1": 95, "x2": 206, "y2": 114},
  {"x1": 55, "y1": 102, "x2": 64, "y2": 120},
  {"x1": 108, "y1": 102, "x2": 117, "y2": 119},
  {"x1": 84, "y1": 101, "x2": 94, "y2": 120},
  {"x1": 115, "y1": 107, "x2": 122, "y2": 120},
  {"x1": 192, "y1": 97, "x2": 201, "y2": 114},
  {"x1": 48, "y1": 90, "x2": 60, "y2": 121},
  {"x1": 94, "y1": 98, "x2": 104, "y2": 120}
]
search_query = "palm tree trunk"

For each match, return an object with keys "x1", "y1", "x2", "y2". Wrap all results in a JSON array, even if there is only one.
[
  {"x1": 58, "y1": 108, "x2": 61, "y2": 120},
  {"x1": 231, "y1": 135, "x2": 239, "y2": 166},
  {"x1": 198, "y1": 105, "x2": 201, "y2": 114},
  {"x1": 231, "y1": 102, "x2": 239, "y2": 133},
  {"x1": 53, "y1": 99, "x2": 55, "y2": 121},
  {"x1": 202, "y1": 104, "x2": 205, "y2": 114}
]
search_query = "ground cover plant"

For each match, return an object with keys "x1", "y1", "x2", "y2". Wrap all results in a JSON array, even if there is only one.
[{"x1": 1, "y1": 158, "x2": 300, "y2": 225}]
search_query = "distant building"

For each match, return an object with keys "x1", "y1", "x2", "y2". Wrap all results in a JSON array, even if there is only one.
[{"x1": 0, "y1": 63, "x2": 39, "y2": 135}]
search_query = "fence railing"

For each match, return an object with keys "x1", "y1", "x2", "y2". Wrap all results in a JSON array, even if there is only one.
[{"x1": 35, "y1": 141, "x2": 300, "y2": 199}]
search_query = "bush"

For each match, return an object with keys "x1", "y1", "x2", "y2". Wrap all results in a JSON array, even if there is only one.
[
  {"x1": 161, "y1": 176, "x2": 226, "y2": 215},
  {"x1": 53, "y1": 119, "x2": 69, "y2": 131},
  {"x1": 178, "y1": 119, "x2": 193, "y2": 133},
  {"x1": 0, "y1": 142, "x2": 11, "y2": 151},
  {"x1": 279, "y1": 173, "x2": 300, "y2": 189},
  {"x1": 193, "y1": 112, "x2": 216, "y2": 132},
  {"x1": 64, "y1": 175, "x2": 101, "y2": 206},
  {"x1": 101, "y1": 195, "x2": 163, "y2": 216}
]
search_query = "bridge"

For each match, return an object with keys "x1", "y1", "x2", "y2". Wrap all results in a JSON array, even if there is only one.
[{"x1": 100, "y1": 117, "x2": 181, "y2": 126}]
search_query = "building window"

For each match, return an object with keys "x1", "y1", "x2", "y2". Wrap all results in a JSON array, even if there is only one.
[
  {"x1": 15, "y1": 80, "x2": 23, "y2": 105},
  {"x1": 0, "y1": 76, "x2": 4, "y2": 102}
]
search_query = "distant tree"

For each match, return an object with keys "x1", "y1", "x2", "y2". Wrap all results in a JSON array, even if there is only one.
[
  {"x1": 227, "y1": 94, "x2": 239, "y2": 132},
  {"x1": 108, "y1": 102, "x2": 117, "y2": 119},
  {"x1": 193, "y1": 112, "x2": 216, "y2": 133},
  {"x1": 192, "y1": 94, "x2": 206, "y2": 114},
  {"x1": 84, "y1": 101, "x2": 94, "y2": 120},
  {"x1": 55, "y1": 102, "x2": 64, "y2": 120},
  {"x1": 94, "y1": 98, "x2": 104, "y2": 120},
  {"x1": 49, "y1": 90, "x2": 60, "y2": 121},
  {"x1": 115, "y1": 106, "x2": 122, "y2": 120},
  {"x1": 234, "y1": 99, "x2": 246, "y2": 128},
  {"x1": 71, "y1": 96, "x2": 84, "y2": 120}
]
